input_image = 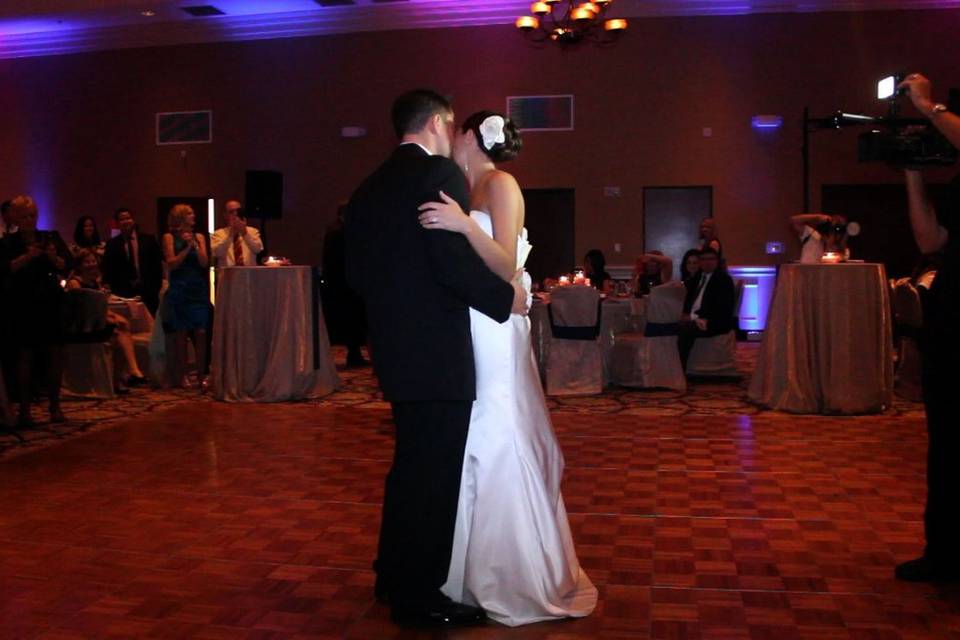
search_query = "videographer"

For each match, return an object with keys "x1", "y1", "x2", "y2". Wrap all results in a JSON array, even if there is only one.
[{"x1": 894, "y1": 72, "x2": 960, "y2": 583}]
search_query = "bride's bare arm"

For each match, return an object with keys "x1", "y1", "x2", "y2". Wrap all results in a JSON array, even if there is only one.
[{"x1": 419, "y1": 173, "x2": 521, "y2": 282}]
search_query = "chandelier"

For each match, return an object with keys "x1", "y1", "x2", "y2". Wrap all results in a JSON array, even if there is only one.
[{"x1": 515, "y1": 0, "x2": 627, "y2": 45}]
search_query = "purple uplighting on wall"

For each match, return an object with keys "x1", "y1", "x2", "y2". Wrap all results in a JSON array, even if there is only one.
[{"x1": 2, "y1": 0, "x2": 959, "y2": 59}]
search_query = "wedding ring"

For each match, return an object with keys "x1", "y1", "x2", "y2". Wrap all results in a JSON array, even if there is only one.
[{"x1": 432, "y1": 217, "x2": 438, "y2": 223}]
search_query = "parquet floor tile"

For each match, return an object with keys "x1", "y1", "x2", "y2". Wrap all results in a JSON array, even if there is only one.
[{"x1": 1, "y1": 347, "x2": 958, "y2": 638}]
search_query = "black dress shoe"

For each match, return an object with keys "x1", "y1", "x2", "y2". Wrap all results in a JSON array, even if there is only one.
[
  {"x1": 127, "y1": 375, "x2": 148, "y2": 387},
  {"x1": 390, "y1": 601, "x2": 487, "y2": 629},
  {"x1": 895, "y1": 557, "x2": 960, "y2": 582}
]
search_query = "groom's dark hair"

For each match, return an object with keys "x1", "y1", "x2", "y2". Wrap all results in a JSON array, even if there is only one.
[{"x1": 391, "y1": 89, "x2": 452, "y2": 139}]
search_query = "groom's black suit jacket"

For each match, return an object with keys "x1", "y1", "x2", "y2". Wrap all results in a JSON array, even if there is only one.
[{"x1": 345, "y1": 144, "x2": 514, "y2": 403}]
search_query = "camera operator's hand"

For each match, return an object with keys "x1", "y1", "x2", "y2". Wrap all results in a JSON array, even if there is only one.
[{"x1": 898, "y1": 73, "x2": 934, "y2": 117}]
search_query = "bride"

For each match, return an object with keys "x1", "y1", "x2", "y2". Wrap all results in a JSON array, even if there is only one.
[{"x1": 418, "y1": 111, "x2": 597, "y2": 626}]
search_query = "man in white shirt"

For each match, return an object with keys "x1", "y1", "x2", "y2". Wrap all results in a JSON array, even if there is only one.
[
  {"x1": 211, "y1": 200, "x2": 263, "y2": 267},
  {"x1": 791, "y1": 213, "x2": 850, "y2": 263}
]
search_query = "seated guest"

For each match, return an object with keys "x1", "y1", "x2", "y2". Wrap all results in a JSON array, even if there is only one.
[
  {"x1": 0, "y1": 196, "x2": 70, "y2": 425},
  {"x1": 790, "y1": 213, "x2": 851, "y2": 264},
  {"x1": 678, "y1": 247, "x2": 735, "y2": 369},
  {"x1": 162, "y1": 204, "x2": 210, "y2": 391},
  {"x1": 69, "y1": 215, "x2": 106, "y2": 262},
  {"x1": 102, "y1": 208, "x2": 163, "y2": 315},
  {"x1": 583, "y1": 249, "x2": 613, "y2": 293},
  {"x1": 679, "y1": 248, "x2": 701, "y2": 282},
  {"x1": 210, "y1": 200, "x2": 264, "y2": 267},
  {"x1": 633, "y1": 251, "x2": 673, "y2": 297},
  {"x1": 0, "y1": 200, "x2": 17, "y2": 239},
  {"x1": 66, "y1": 249, "x2": 148, "y2": 391},
  {"x1": 698, "y1": 217, "x2": 723, "y2": 260}
]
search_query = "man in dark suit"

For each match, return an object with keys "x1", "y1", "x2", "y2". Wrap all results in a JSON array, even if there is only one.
[
  {"x1": 678, "y1": 247, "x2": 736, "y2": 368},
  {"x1": 345, "y1": 89, "x2": 525, "y2": 628},
  {"x1": 102, "y1": 208, "x2": 163, "y2": 315}
]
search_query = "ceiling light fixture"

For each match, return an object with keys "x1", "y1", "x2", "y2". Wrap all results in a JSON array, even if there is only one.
[{"x1": 516, "y1": 0, "x2": 627, "y2": 46}]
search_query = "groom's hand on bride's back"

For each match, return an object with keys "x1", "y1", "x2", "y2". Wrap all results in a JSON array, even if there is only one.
[{"x1": 512, "y1": 269, "x2": 530, "y2": 316}]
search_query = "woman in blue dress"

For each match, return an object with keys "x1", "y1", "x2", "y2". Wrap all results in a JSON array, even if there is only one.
[{"x1": 161, "y1": 204, "x2": 210, "y2": 391}]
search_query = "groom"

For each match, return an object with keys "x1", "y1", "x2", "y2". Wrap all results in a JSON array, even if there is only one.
[{"x1": 344, "y1": 89, "x2": 526, "y2": 627}]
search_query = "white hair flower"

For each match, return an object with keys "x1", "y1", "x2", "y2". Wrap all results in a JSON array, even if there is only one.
[{"x1": 479, "y1": 115, "x2": 506, "y2": 151}]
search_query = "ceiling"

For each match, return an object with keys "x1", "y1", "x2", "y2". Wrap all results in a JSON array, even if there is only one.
[{"x1": 1, "y1": 0, "x2": 958, "y2": 59}]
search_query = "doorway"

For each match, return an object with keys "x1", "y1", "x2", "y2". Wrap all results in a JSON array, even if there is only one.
[
  {"x1": 522, "y1": 188, "x2": 575, "y2": 284},
  {"x1": 643, "y1": 186, "x2": 713, "y2": 271}
]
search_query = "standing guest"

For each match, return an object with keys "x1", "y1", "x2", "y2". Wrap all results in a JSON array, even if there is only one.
[
  {"x1": 0, "y1": 200, "x2": 17, "y2": 239},
  {"x1": 583, "y1": 249, "x2": 613, "y2": 293},
  {"x1": 210, "y1": 200, "x2": 263, "y2": 267},
  {"x1": 0, "y1": 196, "x2": 70, "y2": 425},
  {"x1": 66, "y1": 249, "x2": 148, "y2": 391},
  {"x1": 790, "y1": 213, "x2": 851, "y2": 264},
  {"x1": 677, "y1": 247, "x2": 735, "y2": 369},
  {"x1": 161, "y1": 204, "x2": 210, "y2": 391},
  {"x1": 633, "y1": 251, "x2": 674, "y2": 297},
  {"x1": 1, "y1": 199, "x2": 18, "y2": 400},
  {"x1": 894, "y1": 71, "x2": 960, "y2": 583},
  {"x1": 698, "y1": 217, "x2": 723, "y2": 260},
  {"x1": 322, "y1": 204, "x2": 368, "y2": 367},
  {"x1": 679, "y1": 248, "x2": 701, "y2": 281},
  {"x1": 102, "y1": 208, "x2": 163, "y2": 315},
  {"x1": 69, "y1": 215, "x2": 106, "y2": 262}
]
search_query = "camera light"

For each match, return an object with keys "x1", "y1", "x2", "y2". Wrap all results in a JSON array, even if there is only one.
[{"x1": 878, "y1": 76, "x2": 896, "y2": 100}]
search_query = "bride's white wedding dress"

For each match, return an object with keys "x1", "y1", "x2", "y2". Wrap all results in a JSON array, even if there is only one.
[{"x1": 441, "y1": 210, "x2": 597, "y2": 627}]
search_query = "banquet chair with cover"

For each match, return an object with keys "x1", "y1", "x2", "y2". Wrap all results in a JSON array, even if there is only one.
[
  {"x1": 608, "y1": 281, "x2": 687, "y2": 392},
  {"x1": 543, "y1": 285, "x2": 603, "y2": 396},
  {"x1": 61, "y1": 288, "x2": 115, "y2": 399},
  {"x1": 685, "y1": 279, "x2": 745, "y2": 378},
  {"x1": 892, "y1": 278, "x2": 923, "y2": 402}
]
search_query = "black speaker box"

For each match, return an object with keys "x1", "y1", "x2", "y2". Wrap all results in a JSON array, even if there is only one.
[{"x1": 245, "y1": 170, "x2": 283, "y2": 219}]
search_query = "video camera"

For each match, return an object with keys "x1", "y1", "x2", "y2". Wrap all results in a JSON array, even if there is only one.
[{"x1": 828, "y1": 75, "x2": 958, "y2": 167}]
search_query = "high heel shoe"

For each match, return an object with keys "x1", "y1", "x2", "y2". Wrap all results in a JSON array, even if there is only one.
[{"x1": 199, "y1": 376, "x2": 210, "y2": 395}]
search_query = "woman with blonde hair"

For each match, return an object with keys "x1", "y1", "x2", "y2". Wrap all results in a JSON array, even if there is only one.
[
  {"x1": 0, "y1": 195, "x2": 71, "y2": 425},
  {"x1": 161, "y1": 204, "x2": 210, "y2": 390}
]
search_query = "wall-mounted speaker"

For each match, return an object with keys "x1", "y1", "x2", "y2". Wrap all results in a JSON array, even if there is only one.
[{"x1": 245, "y1": 170, "x2": 283, "y2": 220}]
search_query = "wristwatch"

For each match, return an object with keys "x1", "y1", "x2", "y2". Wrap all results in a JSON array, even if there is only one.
[{"x1": 930, "y1": 103, "x2": 949, "y2": 116}]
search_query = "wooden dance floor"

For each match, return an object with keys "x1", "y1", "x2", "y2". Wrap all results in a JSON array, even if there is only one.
[{"x1": 1, "y1": 373, "x2": 959, "y2": 638}]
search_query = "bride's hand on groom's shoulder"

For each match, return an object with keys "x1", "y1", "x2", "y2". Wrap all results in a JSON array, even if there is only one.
[{"x1": 418, "y1": 191, "x2": 471, "y2": 234}]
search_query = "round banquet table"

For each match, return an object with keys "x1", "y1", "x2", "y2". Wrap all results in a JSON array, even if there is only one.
[
  {"x1": 530, "y1": 295, "x2": 646, "y2": 385},
  {"x1": 212, "y1": 266, "x2": 340, "y2": 402},
  {"x1": 747, "y1": 263, "x2": 894, "y2": 414}
]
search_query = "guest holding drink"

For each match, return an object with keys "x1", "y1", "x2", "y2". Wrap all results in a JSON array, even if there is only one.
[
  {"x1": 0, "y1": 196, "x2": 70, "y2": 425},
  {"x1": 162, "y1": 204, "x2": 210, "y2": 391}
]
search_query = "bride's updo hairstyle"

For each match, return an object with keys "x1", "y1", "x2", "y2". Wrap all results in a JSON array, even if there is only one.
[{"x1": 462, "y1": 111, "x2": 522, "y2": 163}]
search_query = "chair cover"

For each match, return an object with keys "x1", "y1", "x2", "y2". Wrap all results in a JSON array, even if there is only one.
[
  {"x1": 62, "y1": 289, "x2": 115, "y2": 399},
  {"x1": 892, "y1": 279, "x2": 923, "y2": 401},
  {"x1": 544, "y1": 285, "x2": 603, "y2": 396},
  {"x1": 686, "y1": 279, "x2": 744, "y2": 377},
  {"x1": 608, "y1": 281, "x2": 687, "y2": 391}
]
